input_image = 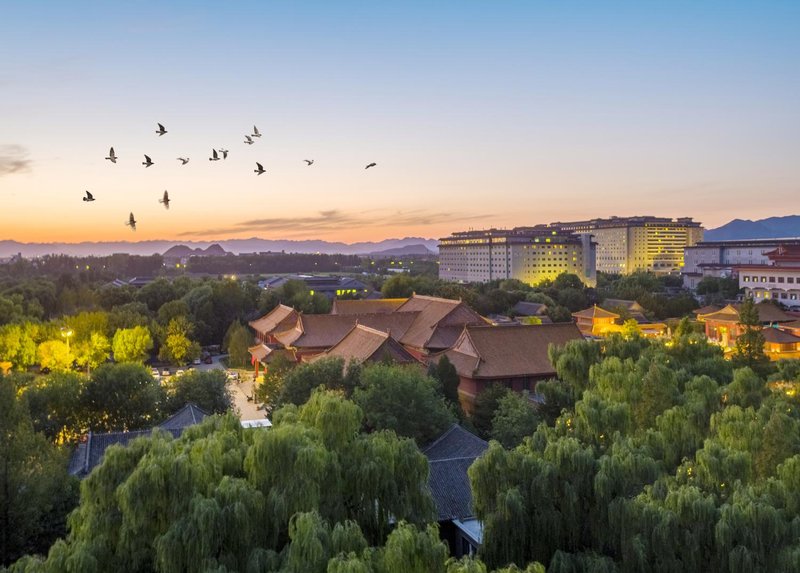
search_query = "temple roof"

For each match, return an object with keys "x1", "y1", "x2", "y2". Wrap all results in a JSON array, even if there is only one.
[
  {"x1": 572, "y1": 305, "x2": 620, "y2": 320},
  {"x1": 331, "y1": 298, "x2": 408, "y2": 315}
]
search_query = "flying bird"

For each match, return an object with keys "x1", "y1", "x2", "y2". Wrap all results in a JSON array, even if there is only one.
[
  {"x1": 365, "y1": 162, "x2": 377, "y2": 169},
  {"x1": 254, "y1": 162, "x2": 265, "y2": 175},
  {"x1": 304, "y1": 159, "x2": 314, "y2": 166},
  {"x1": 218, "y1": 148, "x2": 229, "y2": 159},
  {"x1": 82, "y1": 191, "x2": 95, "y2": 202},
  {"x1": 142, "y1": 154, "x2": 154, "y2": 167},
  {"x1": 159, "y1": 190, "x2": 170, "y2": 209},
  {"x1": 105, "y1": 147, "x2": 118, "y2": 163},
  {"x1": 209, "y1": 149, "x2": 220, "y2": 161},
  {"x1": 177, "y1": 157, "x2": 190, "y2": 165},
  {"x1": 252, "y1": 125, "x2": 261, "y2": 138},
  {"x1": 126, "y1": 212, "x2": 137, "y2": 231},
  {"x1": 244, "y1": 135, "x2": 254, "y2": 145},
  {"x1": 155, "y1": 123, "x2": 167, "y2": 136}
]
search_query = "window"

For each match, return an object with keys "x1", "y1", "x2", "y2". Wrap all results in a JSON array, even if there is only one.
[
  {"x1": 743, "y1": 276, "x2": 750, "y2": 282},
  {"x1": 778, "y1": 277, "x2": 785, "y2": 283},
  {"x1": 789, "y1": 277, "x2": 795, "y2": 284}
]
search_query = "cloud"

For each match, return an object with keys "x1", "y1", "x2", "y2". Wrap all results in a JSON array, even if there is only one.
[
  {"x1": 178, "y1": 209, "x2": 491, "y2": 238},
  {"x1": 0, "y1": 145, "x2": 31, "y2": 176}
]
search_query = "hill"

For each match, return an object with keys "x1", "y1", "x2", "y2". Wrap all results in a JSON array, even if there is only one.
[{"x1": 705, "y1": 215, "x2": 800, "y2": 241}]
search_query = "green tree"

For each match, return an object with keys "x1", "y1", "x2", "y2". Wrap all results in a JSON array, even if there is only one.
[
  {"x1": 0, "y1": 377, "x2": 78, "y2": 566},
  {"x1": 111, "y1": 325, "x2": 153, "y2": 363},
  {"x1": 278, "y1": 357, "x2": 348, "y2": 406},
  {"x1": 471, "y1": 384, "x2": 509, "y2": 439},
  {"x1": 354, "y1": 364, "x2": 454, "y2": 445},
  {"x1": 158, "y1": 317, "x2": 201, "y2": 366},
  {"x1": 490, "y1": 391, "x2": 540, "y2": 448},
  {"x1": 36, "y1": 340, "x2": 73, "y2": 372},
  {"x1": 432, "y1": 355, "x2": 462, "y2": 409},
  {"x1": 0, "y1": 323, "x2": 39, "y2": 371},
  {"x1": 165, "y1": 370, "x2": 232, "y2": 415},
  {"x1": 73, "y1": 331, "x2": 110, "y2": 374},
  {"x1": 81, "y1": 362, "x2": 165, "y2": 431},
  {"x1": 23, "y1": 371, "x2": 86, "y2": 443},
  {"x1": 733, "y1": 298, "x2": 767, "y2": 370},
  {"x1": 223, "y1": 320, "x2": 253, "y2": 368}
]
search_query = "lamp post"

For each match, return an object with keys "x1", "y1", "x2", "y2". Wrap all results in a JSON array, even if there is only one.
[{"x1": 60, "y1": 327, "x2": 73, "y2": 351}]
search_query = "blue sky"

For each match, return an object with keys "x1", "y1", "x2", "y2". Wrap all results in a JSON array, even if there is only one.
[{"x1": 1, "y1": 1, "x2": 798, "y2": 242}]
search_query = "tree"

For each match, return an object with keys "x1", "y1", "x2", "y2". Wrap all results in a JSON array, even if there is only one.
[
  {"x1": 223, "y1": 320, "x2": 252, "y2": 368},
  {"x1": 491, "y1": 391, "x2": 540, "y2": 448},
  {"x1": 278, "y1": 357, "x2": 348, "y2": 406},
  {"x1": 36, "y1": 340, "x2": 73, "y2": 372},
  {"x1": 471, "y1": 384, "x2": 509, "y2": 439},
  {"x1": 23, "y1": 371, "x2": 86, "y2": 443},
  {"x1": 256, "y1": 353, "x2": 295, "y2": 406},
  {"x1": 382, "y1": 275, "x2": 416, "y2": 298},
  {"x1": 158, "y1": 317, "x2": 201, "y2": 366},
  {"x1": 733, "y1": 298, "x2": 767, "y2": 370},
  {"x1": 165, "y1": 370, "x2": 232, "y2": 415},
  {"x1": 354, "y1": 364, "x2": 454, "y2": 445},
  {"x1": 0, "y1": 376, "x2": 78, "y2": 566},
  {"x1": 73, "y1": 331, "x2": 110, "y2": 374},
  {"x1": 81, "y1": 363, "x2": 165, "y2": 431},
  {"x1": 0, "y1": 323, "x2": 39, "y2": 371},
  {"x1": 432, "y1": 355, "x2": 461, "y2": 408},
  {"x1": 111, "y1": 325, "x2": 153, "y2": 363}
]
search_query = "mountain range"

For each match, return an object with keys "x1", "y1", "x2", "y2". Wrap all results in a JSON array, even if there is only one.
[
  {"x1": 704, "y1": 215, "x2": 800, "y2": 241},
  {"x1": 0, "y1": 237, "x2": 439, "y2": 258}
]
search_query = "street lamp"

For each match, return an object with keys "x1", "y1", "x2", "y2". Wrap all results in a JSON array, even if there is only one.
[{"x1": 60, "y1": 327, "x2": 74, "y2": 351}]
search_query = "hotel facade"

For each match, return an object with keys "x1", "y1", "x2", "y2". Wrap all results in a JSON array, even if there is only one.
[
  {"x1": 548, "y1": 216, "x2": 703, "y2": 274},
  {"x1": 438, "y1": 227, "x2": 596, "y2": 286}
]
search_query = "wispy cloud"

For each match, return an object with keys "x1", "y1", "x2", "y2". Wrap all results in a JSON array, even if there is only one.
[
  {"x1": 178, "y1": 209, "x2": 490, "y2": 238},
  {"x1": 0, "y1": 145, "x2": 31, "y2": 176}
]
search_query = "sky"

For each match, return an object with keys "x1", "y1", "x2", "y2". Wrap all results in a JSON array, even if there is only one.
[{"x1": 1, "y1": 1, "x2": 799, "y2": 244}]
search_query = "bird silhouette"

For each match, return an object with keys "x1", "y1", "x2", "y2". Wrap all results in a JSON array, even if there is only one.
[
  {"x1": 83, "y1": 190, "x2": 95, "y2": 202},
  {"x1": 244, "y1": 135, "x2": 254, "y2": 145},
  {"x1": 254, "y1": 162, "x2": 266, "y2": 175},
  {"x1": 156, "y1": 123, "x2": 167, "y2": 136},
  {"x1": 177, "y1": 157, "x2": 190, "y2": 165},
  {"x1": 142, "y1": 155, "x2": 154, "y2": 167},
  {"x1": 252, "y1": 125, "x2": 261, "y2": 138},
  {"x1": 365, "y1": 162, "x2": 377, "y2": 169},
  {"x1": 304, "y1": 159, "x2": 314, "y2": 166},
  {"x1": 159, "y1": 190, "x2": 170, "y2": 210},
  {"x1": 218, "y1": 148, "x2": 229, "y2": 160},
  {"x1": 209, "y1": 149, "x2": 220, "y2": 161},
  {"x1": 126, "y1": 212, "x2": 137, "y2": 231},
  {"x1": 105, "y1": 147, "x2": 118, "y2": 163}
]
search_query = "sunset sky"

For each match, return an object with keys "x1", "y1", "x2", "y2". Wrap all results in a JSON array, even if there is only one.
[{"x1": 1, "y1": 1, "x2": 799, "y2": 244}]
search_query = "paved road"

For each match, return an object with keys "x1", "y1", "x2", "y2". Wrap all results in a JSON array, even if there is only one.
[{"x1": 194, "y1": 355, "x2": 266, "y2": 421}]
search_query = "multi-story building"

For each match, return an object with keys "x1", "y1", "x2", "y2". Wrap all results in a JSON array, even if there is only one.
[
  {"x1": 739, "y1": 245, "x2": 800, "y2": 309},
  {"x1": 682, "y1": 238, "x2": 800, "y2": 290},
  {"x1": 548, "y1": 216, "x2": 703, "y2": 274},
  {"x1": 438, "y1": 227, "x2": 596, "y2": 286}
]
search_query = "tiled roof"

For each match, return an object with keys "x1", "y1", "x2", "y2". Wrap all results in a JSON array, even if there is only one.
[
  {"x1": 442, "y1": 323, "x2": 583, "y2": 379},
  {"x1": 396, "y1": 294, "x2": 486, "y2": 350},
  {"x1": 69, "y1": 403, "x2": 208, "y2": 478},
  {"x1": 782, "y1": 320, "x2": 800, "y2": 330},
  {"x1": 602, "y1": 299, "x2": 645, "y2": 312},
  {"x1": 423, "y1": 424, "x2": 489, "y2": 461},
  {"x1": 248, "y1": 304, "x2": 298, "y2": 336},
  {"x1": 159, "y1": 403, "x2": 209, "y2": 430},
  {"x1": 331, "y1": 298, "x2": 408, "y2": 315},
  {"x1": 572, "y1": 305, "x2": 620, "y2": 320},
  {"x1": 763, "y1": 327, "x2": 800, "y2": 344},
  {"x1": 276, "y1": 312, "x2": 419, "y2": 350},
  {"x1": 308, "y1": 324, "x2": 418, "y2": 365},
  {"x1": 423, "y1": 425, "x2": 488, "y2": 521},
  {"x1": 694, "y1": 304, "x2": 723, "y2": 316},
  {"x1": 701, "y1": 302, "x2": 792, "y2": 324},
  {"x1": 512, "y1": 301, "x2": 548, "y2": 316}
]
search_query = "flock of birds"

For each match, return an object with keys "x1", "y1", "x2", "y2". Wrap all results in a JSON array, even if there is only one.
[{"x1": 89, "y1": 123, "x2": 379, "y2": 231}]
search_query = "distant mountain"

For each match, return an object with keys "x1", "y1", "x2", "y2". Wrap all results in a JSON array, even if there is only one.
[
  {"x1": 0, "y1": 237, "x2": 439, "y2": 258},
  {"x1": 162, "y1": 244, "x2": 228, "y2": 259},
  {"x1": 369, "y1": 244, "x2": 435, "y2": 256},
  {"x1": 705, "y1": 216, "x2": 800, "y2": 241}
]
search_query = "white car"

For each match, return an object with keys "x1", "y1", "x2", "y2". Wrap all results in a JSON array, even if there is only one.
[
  {"x1": 226, "y1": 370, "x2": 240, "y2": 381},
  {"x1": 175, "y1": 369, "x2": 185, "y2": 377},
  {"x1": 161, "y1": 369, "x2": 170, "y2": 377},
  {"x1": 150, "y1": 368, "x2": 159, "y2": 377}
]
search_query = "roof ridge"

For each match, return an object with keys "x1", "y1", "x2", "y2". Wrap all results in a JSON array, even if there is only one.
[
  {"x1": 429, "y1": 455, "x2": 485, "y2": 464},
  {"x1": 422, "y1": 423, "x2": 459, "y2": 453}
]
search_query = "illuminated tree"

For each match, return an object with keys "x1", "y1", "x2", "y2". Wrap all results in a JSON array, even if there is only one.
[
  {"x1": 73, "y1": 331, "x2": 110, "y2": 374},
  {"x1": 36, "y1": 340, "x2": 73, "y2": 372},
  {"x1": 111, "y1": 325, "x2": 153, "y2": 363}
]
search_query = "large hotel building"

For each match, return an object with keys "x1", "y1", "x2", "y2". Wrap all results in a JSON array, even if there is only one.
[
  {"x1": 548, "y1": 216, "x2": 704, "y2": 274},
  {"x1": 438, "y1": 227, "x2": 597, "y2": 286}
]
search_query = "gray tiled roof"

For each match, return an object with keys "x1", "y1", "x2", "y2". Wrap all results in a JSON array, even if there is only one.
[
  {"x1": 69, "y1": 403, "x2": 209, "y2": 478},
  {"x1": 423, "y1": 425, "x2": 488, "y2": 521}
]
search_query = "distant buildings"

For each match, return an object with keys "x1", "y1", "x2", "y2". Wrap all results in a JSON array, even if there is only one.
[
  {"x1": 738, "y1": 245, "x2": 800, "y2": 308},
  {"x1": 258, "y1": 274, "x2": 371, "y2": 299},
  {"x1": 438, "y1": 227, "x2": 596, "y2": 286},
  {"x1": 682, "y1": 238, "x2": 800, "y2": 290},
  {"x1": 548, "y1": 216, "x2": 703, "y2": 274}
]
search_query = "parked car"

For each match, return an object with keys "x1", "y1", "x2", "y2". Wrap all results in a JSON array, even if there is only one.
[
  {"x1": 150, "y1": 368, "x2": 160, "y2": 377},
  {"x1": 161, "y1": 369, "x2": 170, "y2": 377},
  {"x1": 203, "y1": 356, "x2": 213, "y2": 364},
  {"x1": 226, "y1": 370, "x2": 240, "y2": 381},
  {"x1": 192, "y1": 358, "x2": 202, "y2": 365}
]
